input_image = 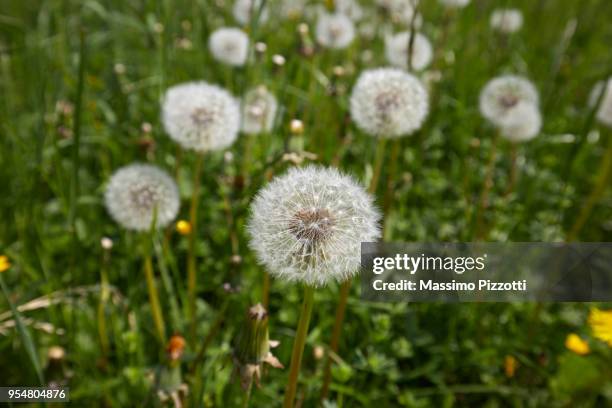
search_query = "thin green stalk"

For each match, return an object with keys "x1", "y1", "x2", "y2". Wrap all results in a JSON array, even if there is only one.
[
  {"x1": 321, "y1": 138, "x2": 387, "y2": 400},
  {"x1": 97, "y1": 252, "x2": 110, "y2": 360},
  {"x1": 187, "y1": 154, "x2": 204, "y2": 342},
  {"x1": 144, "y1": 244, "x2": 167, "y2": 345},
  {"x1": 0, "y1": 273, "x2": 44, "y2": 385},
  {"x1": 474, "y1": 133, "x2": 499, "y2": 240},
  {"x1": 242, "y1": 379, "x2": 253, "y2": 408},
  {"x1": 283, "y1": 285, "x2": 315, "y2": 408},
  {"x1": 567, "y1": 133, "x2": 612, "y2": 241},
  {"x1": 382, "y1": 139, "x2": 401, "y2": 236}
]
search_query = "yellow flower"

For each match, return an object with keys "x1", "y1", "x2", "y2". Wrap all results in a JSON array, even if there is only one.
[
  {"x1": 588, "y1": 307, "x2": 612, "y2": 347},
  {"x1": 0, "y1": 255, "x2": 11, "y2": 273},
  {"x1": 504, "y1": 355, "x2": 517, "y2": 378},
  {"x1": 565, "y1": 333, "x2": 590, "y2": 355},
  {"x1": 176, "y1": 220, "x2": 192, "y2": 236}
]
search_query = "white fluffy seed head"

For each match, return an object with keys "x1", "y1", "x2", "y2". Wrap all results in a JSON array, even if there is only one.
[
  {"x1": 350, "y1": 68, "x2": 429, "y2": 138},
  {"x1": 209, "y1": 27, "x2": 249, "y2": 67},
  {"x1": 241, "y1": 86, "x2": 278, "y2": 134},
  {"x1": 439, "y1": 0, "x2": 470, "y2": 8},
  {"x1": 248, "y1": 166, "x2": 381, "y2": 287},
  {"x1": 162, "y1": 81, "x2": 240, "y2": 152},
  {"x1": 335, "y1": 0, "x2": 364, "y2": 21},
  {"x1": 490, "y1": 9, "x2": 523, "y2": 34},
  {"x1": 498, "y1": 102, "x2": 542, "y2": 142},
  {"x1": 105, "y1": 164, "x2": 179, "y2": 231},
  {"x1": 385, "y1": 31, "x2": 433, "y2": 71},
  {"x1": 479, "y1": 75, "x2": 539, "y2": 127},
  {"x1": 233, "y1": 0, "x2": 269, "y2": 25},
  {"x1": 376, "y1": 0, "x2": 423, "y2": 27},
  {"x1": 315, "y1": 13, "x2": 356, "y2": 49},
  {"x1": 589, "y1": 79, "x2": 612, "y2": 128}
]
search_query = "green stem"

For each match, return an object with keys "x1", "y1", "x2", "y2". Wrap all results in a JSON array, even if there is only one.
[
  {"x1": 242, "y1": 378, "x2": 253, "y2": 408},
  {"x1": 320, "y1": 280, "x2": 350, "y2": 401},
  {"x1": 187, "y1": 154, "x2": 204, "y2": 342},
  {"x1": 283, "y1": 285, "x2": 315, "y2": 408},
  {"x1": 567, "y1": 133, "x2": 612, "y2": 241},
  {"x1": 97, "y1": 253, "x2": 110, "y2": 359},
  {"x1": 369, "y1": 138, "x2": 388, "y2": 194},
  {"x1": 144, "y1": 251, "x2": 166, "y2": 345},
  {"x1": 474, "y1": 133, "x2": 499, "y2": 240}
]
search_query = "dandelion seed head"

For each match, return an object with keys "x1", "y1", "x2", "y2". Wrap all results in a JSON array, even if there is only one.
[
  {"x1": 498, "y1": 102, "x2": 542, "y2": 142},
  {"x1": 104, "y1": 164, "x2": 179, "y2": 231},
  {"x1": 162, "y1": 81, "x2": 240, "y2": 152},
  {"x1": 335, "y1": 0, "x2": 364, "y2": 21},
  {"x1": 233, "y1": 0, "x2": 269, "y2": 25},
  {"x1": 241, "y1": 86, "x2": 278, "y2": 134},
  {"x1": 439, "y1": 0, "x2": 470, "y2": 8},
  {"x1": 376, "y1": 0, "x2": 423, "y2": 27},
  {"x1": 315, "y1": 13, "x2": 356, "y2": 49},
  {"x1": 589, "y1": 79, "x2": 612, "y2": 127},
  {"x1": 385, "y1": 31, "x2": 433, "y2": 71},
  {"x1": 350, "y1": 68, "x2": 429, "y2": 138},
  {"x1": 479, "y1": 75, "x2": 539, "y2": 126},
  {"x1": 490, "y1": 9, "x2": 523, "y2": 34},
  {"x1": 248, "y1": 166, "x2": 381, "y2": 287},
  {"x1": 209, "y1": 27, "x2": 249, "y2": 67}
]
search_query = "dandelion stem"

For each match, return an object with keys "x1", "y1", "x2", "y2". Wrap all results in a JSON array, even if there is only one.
[
  {"x1": 283, "y1": 285, "x2": 315, "y2": 408},
  {"x1": 567, "y1": 133, "x2": 612, "y2": 241},
  {"x1": 504, "y1": 143, "x2": 518, "y2": 196},
  {"x1": 475, "y1": 133, "x2": 499, "y2": 240},
  {"x1": 262, "y1": 272, "x2": 270, "y2": 308},
  {"x1": 242, "y1": 378, "x2": 253, "y2": 408},
  {"x1": 320, "y1": 280, "x2": 350, "y2": 401},
  {"x1": 97, "y1": 251, "x2": 110, "y2": 360},
  {"x1": 187, "y1": 153, "x2": 204, "y2": 342},
  {"x1": 321, "y1": 137, "x2": 387, "y2": 400},
  {"x1": 144, "y1": 251, "x2": 166, "y2": 345},
  {"x1": 382, "y1": 139, "x2": 401, "y2": 235}
]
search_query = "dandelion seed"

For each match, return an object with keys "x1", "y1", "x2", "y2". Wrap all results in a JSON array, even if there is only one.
[
  {"x1": 479, "y1": 75, "x2": 539, "y2": 128},
  {"x1": 248, "y1": 166, "x2": 380, "y2": 287},
  {"x1": 565, "y1": 333, "x2": 590, "y2": 355},
  {"x1": 233, "y1": 0, "x2": 269, "y2": 26},
  {"x1": 315, "y1": 12, "x2": 356, "y2": 50},
  {"x1": 385, "y1": 31, "x2": 433, "y2": 71},
  {"x1": 490, "y1": 9, "x2": 523, "y2": 34},
  {"x1": 439, "y1": 0, "x2": 470, "y2": 8},
  {"x1": 588, "y1": 307, "x2": 612, "y2": 347},
  {"x1": 350, "y1": 68, "x2": 429, "y2": 138},
  {"x1": 376, "y1": 0, "x2": 423, "y2": 27},
  {"x1": 241, "y1": 86, "x2": 278, "y2": 134},
  {"x1": 162, "y1": 81, "x2": 240, "y2": 152},
  {"x1": 589, "y1": 78, "x2": 612, "y2": 127},
  {"x1": 209, "y1": 27, "x2": 249, "y2": 67},
  {"x1": 498, "y1": 101, "x2": 542, "y2": 142},
  {"x1": 104, "y1": 164, "x2": 180, "y2": 231}
]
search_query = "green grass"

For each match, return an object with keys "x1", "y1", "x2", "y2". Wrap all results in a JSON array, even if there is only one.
[{"x1": 0, "y1": 0, "x2": 611, "y2": 406}]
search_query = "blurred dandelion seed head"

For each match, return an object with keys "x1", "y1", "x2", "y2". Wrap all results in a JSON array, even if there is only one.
[
  {"x1": 209, "y1": 27, "x2": 249, "y2": 67},
  {"x1": 350, "y1": 68, "x2": 429, "y2": 138},
  {"x1": 247, "y1": 166, "x2": 381, "y2": 287},
  {"x1": 335, "y1": 0, "x2": 364, "y2": 22},
  {"x1": 104, "y1": 164, "x2": 179, "y2": 231},
  {"x1": 479, "y1": 75, "x2": 539, "y2": 127},
  {"x1": 499, "y1": 102, "x2": 542, "y2": 142},
  {"x1": 589, "y1": 78, "x2": 612, "y2": 127},
  {"x1": 241, "y1": 86, "x2": 278, "y2": 134},
  {"x1": 162, "y1": 81, "x2": 240, "y2": 152},
  {"x1": 490, "y1": 9, "x2": 524, "y2": 34},
  {"x1": 376, "y1": 0, "x2": 423, "y2": 27},
  {"x1": 233, "y1": 0, "x2": 269, "y2": 25},
  {"x1": 385, "y1": 31, "x2": 433, "y2": 71},
  {"x1": 316, "y1": 13, "x2": 356, "y2": 49},
  {"x1": 439, "y1": 0, "x2": 470, "y2": 8}
]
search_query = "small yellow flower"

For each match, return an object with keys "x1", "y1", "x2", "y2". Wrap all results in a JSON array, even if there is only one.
[
  {"x1": 588, "y1": 307, "x2": 612, "y2": 347},
  {"x1": 504, "y1": 355, "x2": 517, "y2": 378},
  {"x1": 176, "y1": 220, "x2": 192, "y2": 236},
  {"x1": 0, "y1": 255, "x2": 11, "y2": 273},
  {"x1": 565, "y1": 333, "x2": 590, "y2": 355}
]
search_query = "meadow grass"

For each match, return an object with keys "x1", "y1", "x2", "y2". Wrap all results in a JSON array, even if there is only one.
[{"x1": 0, "y1": 0, "x2": 611, "y2": 406}]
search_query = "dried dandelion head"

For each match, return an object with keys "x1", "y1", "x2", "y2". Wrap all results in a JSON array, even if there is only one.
[
  {"x1": 248, "y1": 166, "x2": 380, "y2": 287},
  {"x1": 104, "y1": 164, "x2": 179, "y2": 231},
  {"x1": 162, "y1": 81, "x2": 240, "y2": 152},
  {"x1": 385, "y1": 31, "x2": 433, "y2": 71},
  {"x1": 350, "y1": 67, "x2": 429, "y2": 138},
  {"x1": 209, "y1": 27, "x2": 249, "y2": 67},
  {"x1": 241, "y1": 86, "x2": 278, "y2": 134}
]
